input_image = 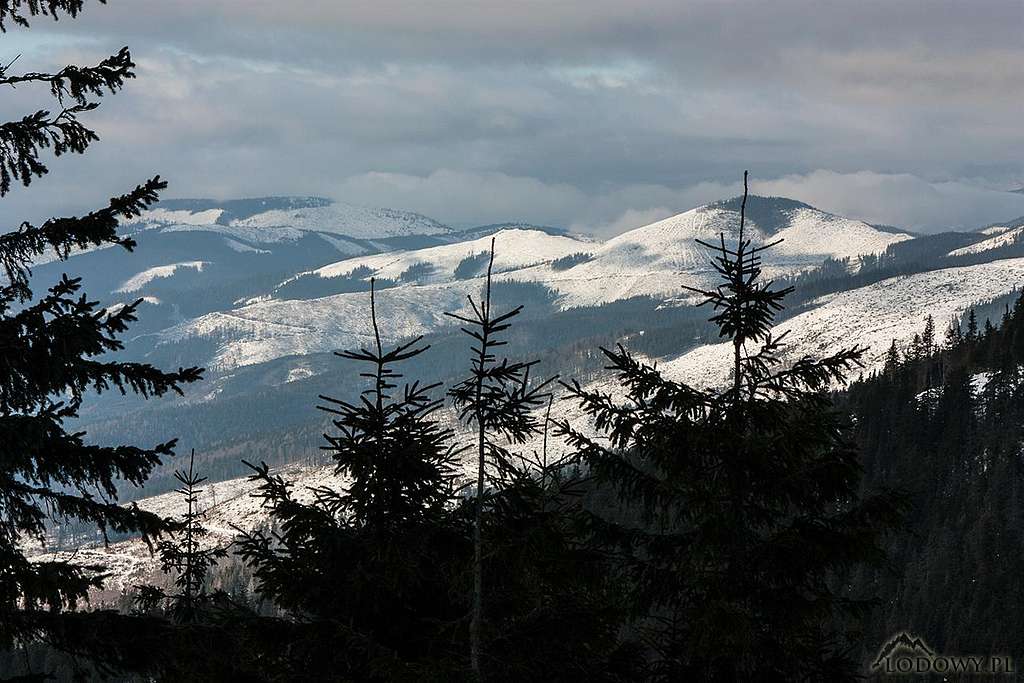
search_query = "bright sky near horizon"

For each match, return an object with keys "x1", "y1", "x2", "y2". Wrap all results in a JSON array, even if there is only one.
[{"x1": 2, "y1": 0, "x2": 1023, "y2": 234}]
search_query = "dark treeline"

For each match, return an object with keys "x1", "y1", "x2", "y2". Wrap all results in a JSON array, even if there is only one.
[{"x1": 840, "y1": 296, "x2": 1024, "y2": 659}]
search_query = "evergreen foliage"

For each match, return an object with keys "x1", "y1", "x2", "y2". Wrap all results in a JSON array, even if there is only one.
[
  {"x1": 557, "y1": 172, "x2": 905, "y2": 680},
  {"x1": 233, "y1": 281, "x2": 470, "y2": 680},
  {"x1": 445, "y1": 237, "x2": 556, "y2": 677},
  {"x1": 843, "y1": 291, "x2": 1024, "y2": 659},
  {"x1": 550, "y1": 251, "x2": 593, "y2": 270},
  {"x1": 453, "y1": 251, "x2": 490, "y2": 280},
  {"x1": 135, "y1": 450, "x2": 229, "y2": 623},
  {"x1": 0, "y1": 1, "x2": 201, "y2": 675},
  {"x1": 317, "y1": 278, "x2": 464, "y2": 528}
]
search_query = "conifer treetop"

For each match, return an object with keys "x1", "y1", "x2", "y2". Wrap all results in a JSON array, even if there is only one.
[{"x1": 314, "y1": 277, "x2": 463, "y2": 528}]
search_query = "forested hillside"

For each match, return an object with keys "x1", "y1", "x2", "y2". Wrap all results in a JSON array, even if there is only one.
[{"x1": 843, "y1": 295, "x2": 1024, "y2": 659}]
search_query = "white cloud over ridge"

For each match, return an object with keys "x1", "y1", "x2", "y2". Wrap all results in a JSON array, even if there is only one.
[{"x1": 331, "y1": 169, "x2": 1024, "y2": 236}]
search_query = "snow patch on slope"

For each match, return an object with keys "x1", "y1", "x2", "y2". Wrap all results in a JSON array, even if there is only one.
[
  {"x1": 158, "y1": 221, "x2": 306, "y2": 243},
  {"x1": 948, "y1": 226, "x2": 1024, "y2": 256},
  {"x1": 139, "y1": 208, "x2": 224, "y2": 226},
  {"x1": 309, "y1": 228, "x2": 591, "y2": 284},
  {"x1": 104, "y1": 297, "x2": 161, "y2": 316},
  {"x1": 116, "y1": 261, "x2": 207, "y2": 293},
  {"x1": 27, "y1": 463, "x2": 349, "y2": 596},
  {"x1": 159, "y1": 285, "x2": 472, "y2": 371},
  {"x1": 980, "y1": 225, "x2": 1014, "y2": 236}
]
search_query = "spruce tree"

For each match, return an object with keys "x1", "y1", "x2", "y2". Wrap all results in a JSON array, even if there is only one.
[
  {"x1": 922, "y1": 314, "x2": 936, "y2": 356},
  {"x1": 135, "y1": 450, "x2": 228, "y2": 624},
  {"x1": 944, "y1": 317, "x2": 962, "y2": 349},
  {"x1": 558, "y1": 172, "x2": 904, "y2": 680},
  {"x1": 235, "y1": 280, "x2": 468, "y2": 680},
  {"x1": 445, "y1": 238, "x2": 555, "y2": 678},
  {"x1": 0, "y1": 0, "x2": 202, "y2": 668},
  {"x1": 967, "y1": 308, "x2": 979, "y2": 340},
  {"x1": 317, "y1": 278, "x2": 464, "y2": 528},
  {"x1": 475, "y1": 394, "x2": 643, "y2": 681},
  {"x1": 884, "y1": 339, "x2": 901, "y2": 378}
]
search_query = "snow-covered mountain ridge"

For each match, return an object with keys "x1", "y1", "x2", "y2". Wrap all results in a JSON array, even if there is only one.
[
  {"x1": 156, "y1": 197, "x2": 912, "y2": 371},
  {"x1": 137, "y1": 196, "x2": 452, "y2": 243},
  {"x1": 36, "y1": 192, "x2": 1024, "y2": 594}
]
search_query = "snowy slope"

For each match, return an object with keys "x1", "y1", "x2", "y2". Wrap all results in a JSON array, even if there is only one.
[
  {"x1": 159, "y1": 283, "x2": 474, "y2": 370},
  {"x1": 948, "y1": 226, "x2": 1024, "y2": 256},
  {"x1": 116, "y1": 261, "x2": 207, "y2": 293},
  {"x1": 230, "y1": 203, "x2": 451, "y2": 239},
  {"x1": 158, "y1": 199, "x2": 914, "y2": 372},
  {"x1": 139, "y1": 207, "x2": 225, "y2": 226},
  {"x1": 136, "y1": 197, "x2": 452, "y2": 244},
  {"x1": 532, "y1": 198, "x2": 911, "y2": 307},
  {"x1": 980, "y1": 225, "x2": 1014, "y2": 236},
  {"x1": 27, "y1": 462, "x2": 350, "y2": 597},
  {"x1": 660, "y1": 258, "x2": 1024, "y2": 389},
  {"x1": 159, "y1": 228, "x2": 592, "y2": 370},
  {"x1": 304, "y1": 228, "x2": 592, "y2": 284},
  {"x1": 278, "y1": 196, "x2": 909, "y2": 305}
]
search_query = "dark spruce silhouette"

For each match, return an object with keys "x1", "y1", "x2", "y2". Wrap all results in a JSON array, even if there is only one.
[
  {"x1": 0, "y1": 1, "x2": 202, "y2": 677},
  {"x1": 445, "y1": 237, "x2": 556, "y2": 678},
  {"x1": 557, "y1": 172, "x2": 905, "y2": 680}
]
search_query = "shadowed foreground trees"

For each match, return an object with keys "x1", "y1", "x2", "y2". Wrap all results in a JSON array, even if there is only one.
[
  {"x1": 235, "y1": 278, "x2": 470, "y2": 680},
  {"x1": 445, "y1": 238, "x2": 556, "y2": 678},
  {"x1": 184, "y1": 180, "x2": 902, "y2": 681},
  {"x1": 557, "y1": 172, "x2": 906, "y2": 680},
  {"x1": 227, "y1": 262, "x2": 631, "y2": 681},
  {"x1": 0, "y1": 1, "x2": 202, "y2": 676}
]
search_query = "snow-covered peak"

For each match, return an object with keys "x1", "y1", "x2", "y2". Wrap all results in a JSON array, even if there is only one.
[
  {"x1": 229, "y1": 202, "x2": 451, "y2": 238},
  {"x1": 135, "y1": 197, "x2": 452, "y2": 242},
  {"x1": 599, "y1": 196, "x2": 912, "y2": 273},
  {"x1": 156, "y1": 198, "x2": 922, "y2": 372}
]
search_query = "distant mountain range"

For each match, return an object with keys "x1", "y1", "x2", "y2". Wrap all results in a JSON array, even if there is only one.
[
  {"x1": 66, "y1": 195, "x2": 916, "y2": 371},
  {"x1": 25, "y1": 192, "x2": 1023, "y2": 517},
  {"x1": 30, "y1": 192, "x2": 1024, "y2": 590}
]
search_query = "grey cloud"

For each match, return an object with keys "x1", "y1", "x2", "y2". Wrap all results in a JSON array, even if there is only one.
[
  {"x1": 332, "y1": 168, "x2": 1024, "y2": 236},
  {"x1": 0, "y1": 1, "x2": 1020, "y2": 236},
  {"x1": 754, "y1": 171, "x2": 1024, "y2": 233}
]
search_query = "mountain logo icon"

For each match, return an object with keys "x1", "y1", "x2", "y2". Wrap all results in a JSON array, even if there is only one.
[{"x1": 872, "y1": 632, "x2": 936, "y2": 669}]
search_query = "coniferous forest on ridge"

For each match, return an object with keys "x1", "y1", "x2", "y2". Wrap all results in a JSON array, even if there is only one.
[{"x1": 1, "y1": 2, "x2": 1023, "y2": 681}]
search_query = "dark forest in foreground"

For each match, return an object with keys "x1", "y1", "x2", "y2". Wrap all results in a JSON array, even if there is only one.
[{"x1": 2, "y1": 2, "x2": 1022, "y2": 681}]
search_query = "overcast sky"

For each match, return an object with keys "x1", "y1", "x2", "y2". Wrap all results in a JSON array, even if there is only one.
[{"x1": 2, "y1": 0, "x2": 1023, "y2": 234}]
